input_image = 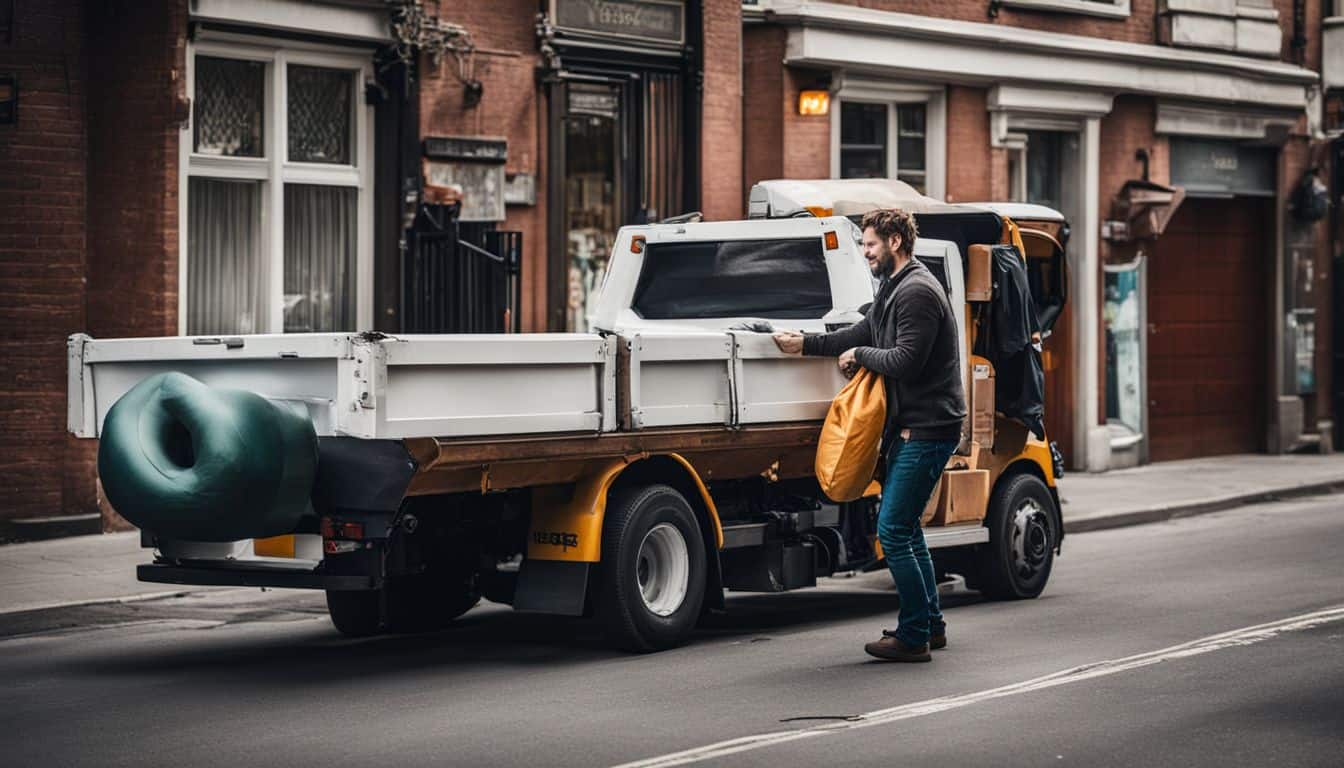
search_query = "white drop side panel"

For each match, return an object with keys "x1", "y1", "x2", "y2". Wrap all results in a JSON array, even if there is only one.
[
  {"x1": 731, "y1": 332, "x2": 847, "y2": 424},
  {"x1": 623, "y1": 333, "x2": 734, "y2": 428}
]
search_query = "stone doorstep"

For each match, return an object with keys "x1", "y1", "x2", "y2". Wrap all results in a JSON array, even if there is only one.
[{"x1": 0, "y1": 513, "x2": 102, "y2": 544}]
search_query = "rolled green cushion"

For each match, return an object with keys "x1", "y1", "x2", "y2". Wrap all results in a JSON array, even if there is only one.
[{"x1": 97, "y1": 372, "x2": 318, "y2": 542}]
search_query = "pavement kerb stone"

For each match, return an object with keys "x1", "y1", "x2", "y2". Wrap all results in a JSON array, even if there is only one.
[{"x1": 1063, "y1": 479, "x2": 1344, "y2": 534}]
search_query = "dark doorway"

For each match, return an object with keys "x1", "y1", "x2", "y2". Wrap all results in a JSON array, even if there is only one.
[{"x1": 546, "y1": 65, "x2": 693, "y2": 332}]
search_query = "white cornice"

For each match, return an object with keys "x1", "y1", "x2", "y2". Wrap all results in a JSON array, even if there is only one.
[
  {"x1": 190, "y1": 0, "x2": 392, "y2": 43},
  {"x1": 749, "y1": 0, "x2": 1315, "y2": 111}
]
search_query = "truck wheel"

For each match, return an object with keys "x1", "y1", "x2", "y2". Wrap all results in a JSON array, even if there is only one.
[
  {"x1": 326, "y1": 589, "x2": 382, "y2": 638},
  {"x1": 596, "y1": 484, "x2": 707, "y2": 652},
  {"x1": 384, "y1": 571, "x2": 480, "y2": 633},
  {"x1": 975, "y1": 473, "x2": 1057, "y2": 600}
]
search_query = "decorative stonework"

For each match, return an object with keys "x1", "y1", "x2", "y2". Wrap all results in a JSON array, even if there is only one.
[{"x1": 1157, "y1": 0, "x2": 1282, "y2": 58}]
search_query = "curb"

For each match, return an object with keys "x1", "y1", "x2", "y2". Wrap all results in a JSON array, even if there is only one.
[
  {"x1": 1063, "y1": 479, "x2": 1344, "y2": 534},
  {"x1": 0, "y1": 590, "x2": 197, "y2": 618}
]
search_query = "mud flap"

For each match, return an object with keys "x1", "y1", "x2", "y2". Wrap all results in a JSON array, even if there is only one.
[{"x1": 513, "y1": 559, "x2": 590, "y2": 615}]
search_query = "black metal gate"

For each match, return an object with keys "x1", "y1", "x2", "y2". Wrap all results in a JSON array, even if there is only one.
[{"x1": 403, "y1": 207, "x2": 521, "y2": 334}]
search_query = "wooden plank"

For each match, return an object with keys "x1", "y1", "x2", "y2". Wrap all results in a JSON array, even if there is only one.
[{"x1": 406, "y1": 421, "x2": 824, "y2": 471}]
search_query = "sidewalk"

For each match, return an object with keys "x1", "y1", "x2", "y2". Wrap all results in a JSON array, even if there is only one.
[
  {"x1": 1059, "y1": 453, "x2": 1344, "y2": 533},
  {"x1": 0, "y1": 531, "x2": 230, "y2": 615},
  {"x1": 1, "y1": 454, "x2": 1341, "y2": 615}
]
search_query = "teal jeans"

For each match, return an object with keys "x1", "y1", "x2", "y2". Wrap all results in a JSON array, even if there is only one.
[{"x1": 877, "y1": 437, "x2": 958, "y2": 646}]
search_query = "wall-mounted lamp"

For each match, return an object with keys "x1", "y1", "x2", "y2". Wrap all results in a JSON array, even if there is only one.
[{"x1": 798, "y1": 90, "x2": 829, "y2": 116}]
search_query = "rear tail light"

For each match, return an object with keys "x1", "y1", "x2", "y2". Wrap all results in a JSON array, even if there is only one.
[
  {"x1": 320, "y1": 517, "x2": 365, "y2": 540},
  {"x1": 630, "y1": 235, "x2": 646, "y2": 253}
]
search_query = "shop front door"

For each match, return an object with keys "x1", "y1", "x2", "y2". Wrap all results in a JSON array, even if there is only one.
[
  {"x1": 1148, "y1": 197, "x2": 1271, "y2": 461},
  {"x1": 561, "y1": 82, "x2": 624, "y2": 333}
]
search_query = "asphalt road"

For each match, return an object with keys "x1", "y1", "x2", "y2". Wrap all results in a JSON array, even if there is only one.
[{"x1": 1, "y1": 495, "x2": 1341, "y2": 768}]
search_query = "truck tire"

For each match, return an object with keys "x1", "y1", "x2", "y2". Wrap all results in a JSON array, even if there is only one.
[
  {"x1": 326, "y1": 589, "x2": 382, "y2": 638},
  {"x1": 325, "y1": 573, "x2": 480, "y2": 638},
  {"x1": 974, "y1": 473, "x2": 1057, "y2": 600},
  {"x1": 384, "y1": 571, "x2": 480, "y2": 633},
  {"x1": 596, "y1": 484, "x2": 707, "y2": 652}
]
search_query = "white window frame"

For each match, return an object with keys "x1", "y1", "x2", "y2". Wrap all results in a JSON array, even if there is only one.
[
  {"x1": 829, "y1": 78, "x2": 946, "y2": 202},
  {"x1": 995, "y1": 0, "x2": 1131, "y2": 20},
  {"x1": 179, "y1": 33, "x2": 374, "y2": 336}
]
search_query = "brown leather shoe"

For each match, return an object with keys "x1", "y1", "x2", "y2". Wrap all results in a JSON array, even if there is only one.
[
  {"x1": 864, "y1": 635, "x2": 932, "y2": 662},
  {"x1": 930, "y1": 633, "x2": 947, "y2": 651}
]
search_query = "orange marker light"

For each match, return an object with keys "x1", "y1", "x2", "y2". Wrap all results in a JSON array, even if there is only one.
[
  {"x1": 631, "y1": 235, "x2": 646, "y2": 254},
  {"x1": 823, "y1": 231, "x2": 839, "y2": 250}
]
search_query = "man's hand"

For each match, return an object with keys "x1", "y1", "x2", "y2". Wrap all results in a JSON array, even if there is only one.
[
  {"x1": 772, "y1": 332, "x2": 804, "y2": 355},
  {"x1": 838, "y1": 347, "x2": 859, "y2": 378}
]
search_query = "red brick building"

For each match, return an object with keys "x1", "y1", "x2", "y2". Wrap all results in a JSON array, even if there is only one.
[
  {"x1": 0, "y1": 0, "x2": 744, "y2": 537},
  {"x1": 0, "y1": 0, "x2": 1335, "y2": 536},
  {"x1": 742, "y1": 0, "x2": 1334, "y2": 471}
]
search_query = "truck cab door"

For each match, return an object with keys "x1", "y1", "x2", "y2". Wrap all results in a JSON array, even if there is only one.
[{"x1": 1018, "y1": 228, "x2": 1068, "y2": 335}]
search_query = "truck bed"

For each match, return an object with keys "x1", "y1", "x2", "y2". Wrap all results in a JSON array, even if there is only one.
[{"x1": 69, "y1": 330, "x2": 848, "y2": 443}]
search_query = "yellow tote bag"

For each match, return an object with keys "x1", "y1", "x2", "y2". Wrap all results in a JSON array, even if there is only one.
[{"x1": 815, "y1": 368, "x2": 887, "y2": 502}]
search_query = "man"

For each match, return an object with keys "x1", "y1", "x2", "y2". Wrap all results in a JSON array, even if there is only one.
[{"x1": 774, "y1": 208, "x2": 966, "y2": 662}]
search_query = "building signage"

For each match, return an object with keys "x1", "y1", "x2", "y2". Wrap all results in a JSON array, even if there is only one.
[
  {"x1": 551, "y1": 0, "x2": 685, "y2": 46},
  {"x1": 422, "y1": 136, "x2": 508, "y2": 222},
  {"x1": 1170, "y1": 138, "x2": 1275, "y2": 197}
]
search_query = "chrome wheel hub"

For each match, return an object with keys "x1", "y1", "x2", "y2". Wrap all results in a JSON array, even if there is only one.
[
  {"x1": 1011, "y1": 499, "x2": 1051, "y2": 580},
  {"x1": 636, "y1": 523, "x2": 690, "y2": 617}
]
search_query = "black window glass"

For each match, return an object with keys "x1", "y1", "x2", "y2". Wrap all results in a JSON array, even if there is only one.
[
  {"x1": 632, "y1": 238, "x2": 832, "y2": 319},
  {"x1": 840, "y1": 101, "x2": 887, "y2": 180},
  {"x1": 916, "y1": 255, "x2": 950, "y2": 294}
]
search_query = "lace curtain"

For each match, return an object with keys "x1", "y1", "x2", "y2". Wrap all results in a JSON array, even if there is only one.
[
  {"x1": 283, "y1": 184, "x2": 356, "y2": 332},
  {"x1": 187, "y1": 178, "x2": 265, "y2": 335}
]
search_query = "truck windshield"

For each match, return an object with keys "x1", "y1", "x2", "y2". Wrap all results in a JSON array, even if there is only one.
[{"x1": 631, "y1": 237, "x2": 831, "y2": 320}]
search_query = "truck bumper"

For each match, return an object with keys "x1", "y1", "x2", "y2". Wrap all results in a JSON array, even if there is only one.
[{"x1": 137, "y1": 562, "x2": 380, "y2": 591}]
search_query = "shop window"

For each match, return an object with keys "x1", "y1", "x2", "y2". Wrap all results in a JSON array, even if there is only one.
[
  {"x1": 632, "y1": 238, "x2": 831, "y2": 320},
  {"x1": 838, "y1": 101, "x2": 928, "y2": 193},
  {"x1": 183, "y1": 41, "x2": 371, "y2": 336},
  {"x1": 1104, "y1": 262, "x2": 1143, "y2": 437}
]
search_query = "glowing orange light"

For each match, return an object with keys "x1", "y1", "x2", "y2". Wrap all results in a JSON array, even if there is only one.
[{"x1": 798, "y1": 90, "x2": 830, "y2": 116}]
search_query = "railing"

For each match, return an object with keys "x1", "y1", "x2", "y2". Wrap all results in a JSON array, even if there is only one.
[{"x1": 403, "y1": 207, "x2": 522, "y2": 334}]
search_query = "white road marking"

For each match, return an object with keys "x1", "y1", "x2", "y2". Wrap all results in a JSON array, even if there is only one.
[{"x1": 613, "y1": 605, "x2": 1344, "y2": 768}]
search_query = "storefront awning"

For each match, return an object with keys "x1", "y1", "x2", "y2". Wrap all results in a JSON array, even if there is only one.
[{"x1": 753, "y1": 0, "x2": 1316, "y2": 112}]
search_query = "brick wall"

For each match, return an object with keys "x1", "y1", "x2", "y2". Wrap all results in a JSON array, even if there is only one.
[
  {"x1": 421, "y1": 0, "x2": 547, "y2": 330},
  {"x1": 86, "y1": 0, "x2": 186, "y2": 341},
  {"x1": 700, "y1": 0, "x2": 743, "y2": 220},
  {"x1": 945, "y1": 86, "x2": 992, "y2": 203},
  {"x1": 82, "y1": 0, "x2": 187, "y2": 531},
  {"x1": 781, "y1": 67, "x2": 830, "y2": 180},
  {"x1": 743, "y1": 26, "x2": 786, "y2": 188},
  {"x1": 740, "y1": 26, "x2": 834, "y2": 191},
  {"x1": 0, "y1": 0, "x2": 89, "y2": 526}
]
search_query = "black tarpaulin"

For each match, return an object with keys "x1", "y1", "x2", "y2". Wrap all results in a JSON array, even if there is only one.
[{"x1": 976, "y1": 245, "x2": 1046, "y2": 439}]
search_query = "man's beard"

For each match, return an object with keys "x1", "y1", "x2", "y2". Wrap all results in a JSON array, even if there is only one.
[{"x1": 868, "y1": 247, "x2": 893, "y2": 276}]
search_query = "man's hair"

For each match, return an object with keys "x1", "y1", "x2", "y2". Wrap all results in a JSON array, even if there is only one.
[{"x1": 861, "y1": 208, "x2": 918, "y2": 256}]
